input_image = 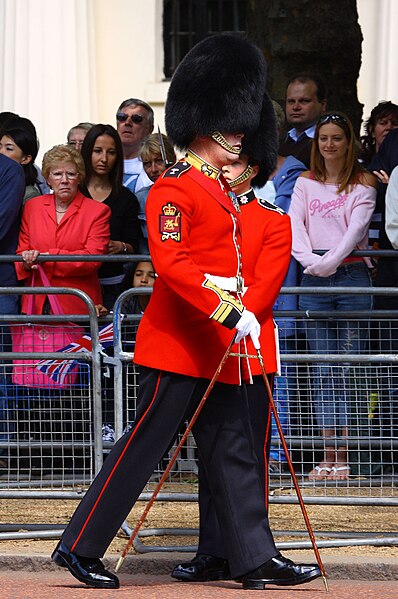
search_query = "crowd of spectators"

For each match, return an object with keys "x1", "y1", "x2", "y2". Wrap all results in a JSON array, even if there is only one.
[{"x1": 1, "y1": 78, "x2": 398, "y2": 478}]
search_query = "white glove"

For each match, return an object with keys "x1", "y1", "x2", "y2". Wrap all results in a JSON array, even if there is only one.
[{"x1": 235, "y1": 309, "x2": 261, "y2": 349}]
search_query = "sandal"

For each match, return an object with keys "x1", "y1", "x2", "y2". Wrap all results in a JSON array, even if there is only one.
[
  {"x1": 329, "y1": 465, "x2": 351, "y2": 480},
  {"x1": 269, "y1": 459, "x2": 283, "y2": 474},
  {"x1": 308, "y1": 465, "x2": 332, "y2": 481}
]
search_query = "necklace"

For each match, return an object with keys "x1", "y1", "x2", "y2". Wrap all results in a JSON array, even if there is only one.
[{"x1": 55, "y1": 208, "x2": 68, "y2": 213}]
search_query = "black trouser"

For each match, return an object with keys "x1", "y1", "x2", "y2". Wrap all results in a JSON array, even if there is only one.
[
  {"x1": 197, "y1": 375, "x2": 273, "y2": 558},
  {"x1": 61, "y1": 368, "x2": 277, "y2": 577}
]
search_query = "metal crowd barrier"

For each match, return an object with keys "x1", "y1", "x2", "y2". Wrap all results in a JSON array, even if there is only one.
[
  {"x1": 0, "y1": 253, "x2": 398, "y2": 550},
  {"x1": 0, "y1": 286, "x2": 103, "y2": 493}
]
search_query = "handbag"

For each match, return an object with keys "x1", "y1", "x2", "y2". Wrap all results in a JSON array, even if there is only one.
[{"x1": 11, "y1": 266, "x2": 85, "y2": 388}]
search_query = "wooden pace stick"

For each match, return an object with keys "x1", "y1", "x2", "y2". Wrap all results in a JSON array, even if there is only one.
[
  {"x1": 255, "y1": 348, "x2": 329, "y2": 593},
  {"x1": 115, "y1": 337, "x2": 236, "y2": 573}
]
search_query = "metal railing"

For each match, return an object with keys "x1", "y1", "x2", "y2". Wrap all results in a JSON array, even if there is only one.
[{"x1": 0, "y1": 253, "x2": 398, "y2": 550}]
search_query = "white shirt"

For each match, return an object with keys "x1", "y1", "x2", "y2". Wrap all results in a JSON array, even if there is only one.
[
  {"x1": 386, "y1": 166, "x2": 398, "y2": 249},
  {"x1": 287, "y1": 123, "x2": 317, "y2": 142},
  {"x1": 123, "y1": 157, "x2": 153, "y2": 194}
]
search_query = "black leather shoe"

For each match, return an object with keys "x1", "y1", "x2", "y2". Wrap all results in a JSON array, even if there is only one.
[
  {"x1": 242, "y1": 553, "x2": 321, "y2": 590},
  {"x1": 171, "y1": 553, "x2": 231, "y2": 582},
  {"x1": 52, "y1": 540, "x2": 120, "y2": 589}
]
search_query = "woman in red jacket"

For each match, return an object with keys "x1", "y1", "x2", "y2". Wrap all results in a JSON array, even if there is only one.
[{"x1": 16, "y1": 145, "x2": 111, "y2": 314}]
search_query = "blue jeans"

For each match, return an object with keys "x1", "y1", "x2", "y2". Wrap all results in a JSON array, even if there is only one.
[
  {"x1": 299, "y1": 263, "x2": 372, "y2": 431},
  {"x1": 0, "y1": 293, "x2": 19, "y2": 456},
  {"x1": 270, "y1": 336, "x2": 296, "y2": 462}
]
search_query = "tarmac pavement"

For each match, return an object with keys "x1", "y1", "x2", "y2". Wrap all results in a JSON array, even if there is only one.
[
  {"x1": 1, "y1": 551, "x2": 398, "y2": 597},
  {"x1": 1, "y1": 570, "x2": 398, "y2": 599}
]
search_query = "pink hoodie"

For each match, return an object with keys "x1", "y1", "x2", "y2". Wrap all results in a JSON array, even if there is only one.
[{"x1": 290, "y1": 175, "x2": 376, "y2": 277}]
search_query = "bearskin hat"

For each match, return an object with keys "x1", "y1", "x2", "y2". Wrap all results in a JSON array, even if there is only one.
[
  {"x1": 165, "y1": 34, "x2": 268, "y2": 151},
  {"x1": 242, "y1": 91, "x2": 278, "y2": 188}
]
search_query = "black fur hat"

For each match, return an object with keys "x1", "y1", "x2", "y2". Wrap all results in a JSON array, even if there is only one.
[
  {"x1": 243, "y1": 92, "x2": 278, "y2": 187},
  {"x1": 165, "y1": 34, "x2": 268, "y2": 151}
]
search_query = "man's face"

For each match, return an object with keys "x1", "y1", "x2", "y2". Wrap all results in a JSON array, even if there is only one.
[
  {"x1": 206, "y1": 132, "x2": 244, "y2": 169},
  {"x1": 221, "y1": 157, "x2": 248, "y2": 183},
  {"x1": 285, "y1": 80, "x2": 326, "y2": 132},
  {"x1": 222, "y1": 155, "x2": 258, "y2": 195},
  {"x1": 68, "y1": 128, "x2": 87, "y2": 152},
  {"x1": 116, "y1": 104, "x2": 152, "y2": 150}
]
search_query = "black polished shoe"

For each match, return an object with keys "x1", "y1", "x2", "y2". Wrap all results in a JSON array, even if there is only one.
[
  {"x1": 171, "y1": 553, "x2": 231, "y2": 582},
  {"x1": 51, "y1": 540, "x2": 120, "y2": 589},
  {"x1": 242, "y1": 553, "x2": 321, "y2": 590}
]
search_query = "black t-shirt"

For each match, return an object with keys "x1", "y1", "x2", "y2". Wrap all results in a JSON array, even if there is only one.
[{"x1": 79, "y1": 183, "x2": 141, "y2": 279}]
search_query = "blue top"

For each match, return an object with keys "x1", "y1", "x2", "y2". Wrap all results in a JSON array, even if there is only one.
[
  {"x1": 271, "y1": 156, "x2": 306, "y2": 337},
  {"x1": 0, "y1": 154, "x2": 25, "y2": 287}
]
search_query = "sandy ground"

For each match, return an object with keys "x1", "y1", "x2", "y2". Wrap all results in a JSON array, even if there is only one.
[{"x1": 1, "y1": 497, "x2": 398, "y2": 559}]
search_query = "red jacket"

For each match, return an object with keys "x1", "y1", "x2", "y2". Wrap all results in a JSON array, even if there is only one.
[
  {"x1": 237, "y1": 189, "x2": 292, "y2": 377},
  {"x1": 134, "y1": 159, "x2": 247, "y2": 384},
  {"x1": 16, "y1": 191, "x2": 111, "y2": 314}
]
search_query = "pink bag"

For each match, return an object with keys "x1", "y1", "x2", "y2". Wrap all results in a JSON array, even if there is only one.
[{"x1": 11, "y1": 266, "x2": 85, "y2": 388}]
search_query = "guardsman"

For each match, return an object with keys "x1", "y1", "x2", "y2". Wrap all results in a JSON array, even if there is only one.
[
  {"x1": 52, "y1": 35, "x2": 321, "y2": 591},
  {"x1": 172, "y1": 147, "x2": 293, "y2": 583}
]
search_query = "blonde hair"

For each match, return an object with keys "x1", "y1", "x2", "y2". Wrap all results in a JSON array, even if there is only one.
[
  {"x1": 140, "y1": 133, "x2": 176, "y2": 165},
  {"x1": 42, "y1": 144, "x2": 85, "y2": 180}
]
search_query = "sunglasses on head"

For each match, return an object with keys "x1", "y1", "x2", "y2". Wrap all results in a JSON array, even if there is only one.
[
  {"x1": 318, "y1": 113, "x2": 347, "y2": 126},
  {"x1": 116, "y1": 112, "x2": 144, "y2": 124}
]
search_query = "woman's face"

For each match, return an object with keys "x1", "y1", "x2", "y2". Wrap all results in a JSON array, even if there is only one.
[
  {"x1": 91, "y1": 134, "x2": 117, "y2": 177},
  {"x1": 47, "y1": 160, "x2": 80, "y2": 203},
  {"x1": 142, "y1": 152, "x2": 166, "y2": 182},
  {"x1": 372, "y1": 114, "x2": 398, "y2": 151},
  {"x1": 0, "y1": 135, "x2": 31, "y2": 165},
  {"x1": 133, "y1": 261, "x2": 156, "y2": 288},
  {"x1": 318, "y1": 123, "x2": 348, "y2": 163}
]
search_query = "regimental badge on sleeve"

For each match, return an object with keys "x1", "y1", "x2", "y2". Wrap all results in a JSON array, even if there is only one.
[{"x1": 159, "y1": 202, "x2": 181, "y2": 242}]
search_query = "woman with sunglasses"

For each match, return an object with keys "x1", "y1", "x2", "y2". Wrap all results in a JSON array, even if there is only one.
[
  {"x1": 289, "y1": 112, "x2": 377, "y2": 481},
  {"x1": 80, "y1": 124, "x2": 141, "y2": 310}
]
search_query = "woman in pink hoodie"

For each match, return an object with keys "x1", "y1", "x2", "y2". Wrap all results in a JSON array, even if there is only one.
[{"x1": 289, "y1": 112, "x2": 377, "y2": 481}]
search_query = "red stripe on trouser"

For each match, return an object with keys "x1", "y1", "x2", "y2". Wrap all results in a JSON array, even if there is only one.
[
  {"x1": 71, "y1": 372, "x2": 162, "y2": 553},
  {"x1": 264, "y1": 405, "x2": 272, "y2": 511}
]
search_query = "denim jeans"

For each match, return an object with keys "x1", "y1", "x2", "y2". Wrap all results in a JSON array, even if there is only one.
[
  {"x1": 0, "y1": 293, "x2": 19, "y2": 456},
  {"x1": 299, "y1": 263, "x2": 372, "y2": 431},
  {"x1": 270, "y1": 336, "x2": 296, "y2": 462}
]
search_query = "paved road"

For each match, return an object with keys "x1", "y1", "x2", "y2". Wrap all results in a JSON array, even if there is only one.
[{"x1": 0, "y1": 571, "x2": 398, "y2": 599}]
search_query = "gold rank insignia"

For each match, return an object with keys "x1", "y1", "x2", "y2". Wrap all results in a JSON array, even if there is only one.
[
  {"x1": 159, "y1": 202, "x2": 181, "y2": 242},
  {"x1": 203, "y1": 279, "x2": 244, "y2": 324}
]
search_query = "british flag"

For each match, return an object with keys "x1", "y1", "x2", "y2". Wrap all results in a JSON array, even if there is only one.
[{"x1": 36, "y1": 322, "x2": 114, "y2": 385}]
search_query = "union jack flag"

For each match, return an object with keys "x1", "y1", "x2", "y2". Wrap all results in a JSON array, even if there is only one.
[{"x1": 36, "y1": 322, "x2": 114, "y2": 385}]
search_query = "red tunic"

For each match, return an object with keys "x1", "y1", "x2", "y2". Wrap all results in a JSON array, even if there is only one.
[
  {"x1": 238, "y1": 188, "x2": 292, "y2": 377},
  {"x1": 134, "y1": 158, "x2": 246, "y2": 384}
]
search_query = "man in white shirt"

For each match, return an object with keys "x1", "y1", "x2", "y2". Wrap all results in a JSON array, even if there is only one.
[{"x1": 116, "y1": 98, "x2": 154, "y2": 193}]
